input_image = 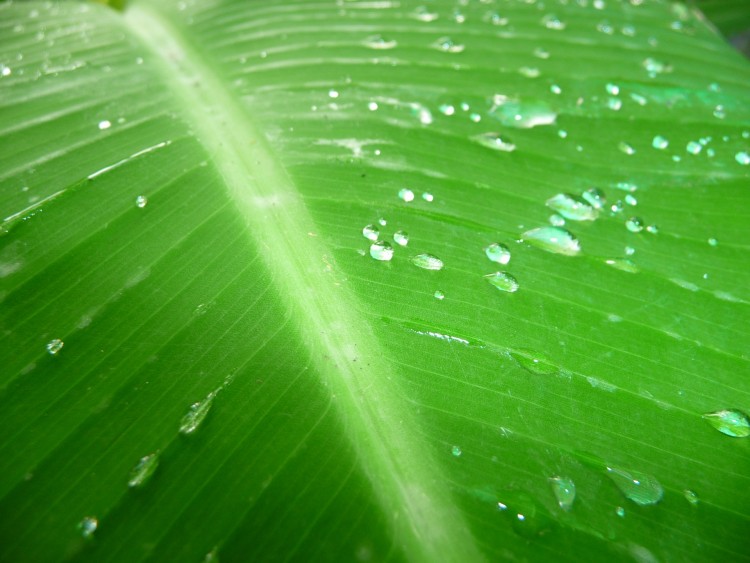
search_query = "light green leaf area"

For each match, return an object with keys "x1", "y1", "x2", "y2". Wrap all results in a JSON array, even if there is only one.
[{"x1": 1, "y1": 0, "x2": 749, "y2": 561}]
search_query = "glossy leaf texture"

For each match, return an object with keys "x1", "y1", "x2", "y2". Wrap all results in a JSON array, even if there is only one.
[{"x1": 1, "y1": 0, "x2": 749, "y2": 561}]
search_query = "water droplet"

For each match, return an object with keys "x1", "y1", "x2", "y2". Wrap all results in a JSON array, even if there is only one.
[
  {"x1": 422, "y1": 192, "x2": 434, "y2": 202},
  {"x1": 439, "y1": 104, "x2": 455, "y2": 116},
  {"x1": 78, "y1": 516, "x2": 98, "y2": 539},
  {"x1": 605, "y1": 466, "x2": 663, "y2": 505},
  {"x1": 362, "y1": 224, "x2": 379, "y2": 241},
  {"x1": 521, "y1": 226, "x2": 581, "y2": 256},
  {"x1": 451, "y1": 445, "x2": 462, "y2": 457},
  {"x1": 625, "y1": 217, "x2": 644, "y2": 233},
  {"x1": 518, "y1": 66, "x2": 540, "y2": 78},
  {"x1": 618, "y1": 141, "x2": 636, "y2": 155},
  {"x1": 98, "y1": 120, "x2": 111, "y2": 130},
  {"x1": 713, "y1": 105, "x2": 725, "y2": 119},
  {"x1": 412, "y1": 6, "x2": 438, "y2": 22},
  {"x1": 411, "y1": 253, "x2": 443, "y2": 270},
  {"x1": 128, "y1": 452, "x2": 159, "y2": 488},
  {"x1": 541, "y1": 14, "x2": 566, "y2": 30},
  {"x1": 646, "y1": 224, "x2": 659, "y2": 234},
  {"x1": 557, "y1": 129, "x2": 568, "y2": 138},
  {"x1": 708, "y1": 237, "x2": 718, "y2": 247},
  {"x1": 702, "y1": 409, "x2": 750, "y2": 437},
  {"x1": 735, "y1": 151, "x2": 750, "y2": 165},
  {"x1": 582, "y1": 188, "x2": 606, "y2": 210},
  {"x1": 472, "y1": 132, "x2": 516, "y2": 152},
  {"x1": 616, "y1": 506, "x2": 626, "y2": 517},
  {"x1": 546, "y1": 193, "x2": 598, "y2": 221},
  {"x1": 370, "y1": 240, "x2": 394, "y2": 261},
  {"x1": 549, "y1": 214, "x2": 565, "y2": 227},
  {"x1": 642, "y1": 57, "x2": 671, "y2": 76},
  {"x1": 605, "y1": 83, "x2": 620, "y2": 96},
  {"x1": 683, "y1": 489, "x2": 699, "y2": 506},
  {"x1": 363, "y1": 34, "x2": 397, "y2": 50},
  {"x1": 485, "y1": 243, "x2": 511, "y2": 265},
  {"x1": 378, "y1": 217, "x2": 387, "y2": 227},
  {"x1": 533, "y1": 47, "x2": 550, "y2": 59},
  {"x1": 398, "y1": 188, "x2": 415, "y2": 202},
  {"x1": 135, "y1": 195, "x2": 148, "y2": 208},
  {"x1": 367, "y1": 101, "x2": 378, "y2": 111},
  {"x1": 686, "y1": 141, "x2": 702, "y2": 155},
  {"x1": 490, "y1": 96, "x2": 557, "y2": 128},
  {"x1": 550, "y1": 84, "x2": 562, "y2": 95},
  {"x1": 624, "y1": 194, "x2": 637, "y2": 206},
  {"x1": 328, "y1": 89, "x2": 339, "y2": 99},
  {"x1": 431, "y1": 37, "x2": 464, "y2": 53},
  {"x1": 484, "y1": 271, "x2": 519, "y2": 293},
  {"x1": 179, "y1": 391, "x2": 217, "y2": 435},
  {"x1": 46, "y1": 339, "x2": 64, "y2": 355},
  {"x1": 652, "y1": 135, "x2": 669, "y2": 150},
  {"x1": 393, "y1": 230, "x2": 409, "y2": 246},
  {"x1": 605, "y1": 258, "x2": 639, "y2": 273},
  {"x1": 607, "y1": 98, "x2": 622, "y2": 111},
  {"x1": 469, "y1": 112, "x2": 481, "y2": 123},
  {"x1": 434, "y1": 290, "x2": 445, "y2": 300},
  {"x1": 625, "y1": 246, "x2": 635, "y2": 256},
  {"x1": 549, "y1": 476, "x2": 576, "y2": 510}
]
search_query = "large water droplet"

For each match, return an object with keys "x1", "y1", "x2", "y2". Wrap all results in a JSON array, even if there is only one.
[
  {"x1": 484, "y1": 271, "x2": 519, "y2": 293},
  {"x1": 411, "y1": 253, "x2": 444, "y2": 270},
  {"x1": 521, "y1": 226, "x2": 581, "y2": 256},
  {"x1": 472, "y1": 132, "x2": 516, "y2": 152},
  {"x1": 546, "y1": 193, "x2": 598, "y2": 221},
  {"x1": 489, "y1": 95, "x2": 556, "y2": 128},
  {"x1": 398, "y1": 188, "x2": 415, "y2": 202},
  {"x1": 606, "y1": 466, "x2": 663, "y2": 505},
  {"x1": 549, "y1": 476, "x2": 576, "y2": 510},
  {"x1": 735, "y1": 151, "x2": 750, "y2": 165},
  {"x1": 625, "y1": 217, "x2": 644, "y2": 233},
  {"x1": 702, "y1": 409, "x2": 750, "y2": 437},
  {"x1": 434, "y1": 289, "x2": 445, "y2": 300},
  {"x1": 179, "y1": 391, "x2": 217, "y2": 435},
  {"x1": 362, "y1": 224, "x2": 379, "y2": 241},
  {"x1": 78, "y1": 516, "x2": 98, "y2": 539},
  {"x1": 128, "y1": 452, "x2": 159, "y2": 488},
  {"x1": 370, "y1": 240, "x2": 394, "y2": 261},
  {"x1": 46, "y1": 338, "x2": 64, "y2": 355},
  {"x1": 393, "y1": 230, "x2": 409, "y2": 246},
  {"x1": 485, "y1": 243, "x2": 511, "y2": 265}
]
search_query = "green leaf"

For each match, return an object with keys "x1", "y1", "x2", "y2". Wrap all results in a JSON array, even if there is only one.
[{"x1": 1, "y1": 0, "x2": 749, "y2": 561}]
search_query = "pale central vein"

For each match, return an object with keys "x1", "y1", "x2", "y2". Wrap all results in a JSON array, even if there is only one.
[{"x1": 124, "y1": 3, "x2": 484, "y2": 561}]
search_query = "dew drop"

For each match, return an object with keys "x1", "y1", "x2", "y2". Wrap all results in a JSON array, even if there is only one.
[
  {"x1": 625, "y1": 217, "x2": 644, "y2": 233},
  {"x1": 411, "y1": 253, "x2": 443, "y2": 270},
  {"x1": 98, "y1": 120, "x2": 111, "y2": 130},
  {"x1": 398, "y1": 188, "x2": 415, "y2": 202},
  {"x1": 370, "y1": 240, "x2": 394, "y2": 261},
  {"x1": 702, "y1": 409, "x2": 750, "y2": 437},
  {"x1": 412, "y1": 6, "x2": 438, "y2": 22},
  {"x1": 521, "y1": 226, "x2": 581, "y2": 256},
  {"x1": 684, "y1": 489, "x2": 699, "y2": 506},
  {"x1": 434, "y1": 289, "x2": 445, "y2": 300},
  {"x1": 713, "y1": 105, "x2": 725, "y2": 119},
  {"x1": 541, "y1": 14, "x2": 566, "y2": 30},
  {"x1": 735, "y1": 151, "x2": 750, "y2": 165},
  {"x1": 604, "y1": 258, "x2": 639, "y2": 273},
  {"x1": 618, "y1": 141, "x2": 636, "y2": 155},
  {"x1": 518, "y1": 66, "x2": 540, "y2": 79},
  {"x1": 45, "y1": 338, "x2": 64, "y2": 355},
  {"x1": 485, "y1": 243, "x2": 511, "y2": 265},
  {"x1": 545, "y1": 193, "x2": 598, "y2": 221},
  {"x1": 549, "y1": 214, "x2": 565, "y2": 227},
  {"x1": 646, "y1": 224, "x2": 659, "y2": 234},
  {"x1": 605, "y1": 466, "x2": 663, "y2": 505},
  {"x1": 362, "y1": 224, "x2": 379, "y2": 241},
  {"x1": 135, "y1": 195, "x2": 148, "y2": 208},
  {"x1": 179, "y1": 391, "x2": 217, "y2": 435},
  {"x1": 616, "y1": 506, "x2": 626, "y2": 517},
  {"x1": 451, "y1": 445, "x2": 462, "y2": 457},
  {"x1": 393, "y1": 230, "x2": 409, "y2": 246},
  {"x1": 605, "y1": 83, "x2": 620, "y2": 96},
  {"x1": 378, "y1": 217, "x2": 387, "y2": 227},
  {"x1": 78, "y1": 516, "x2": 98, "y2": 539},
  {"x1": 472, "y1": 132, "x2": 516, "y2": 152},
  {"x1": 431, "y1": 37, "x2": 465, "y2": 53},
  {"x1": 708, "y1": 237, "x2": 718, "y2": 247},
  {"x1": 439, "y1": 104, "x2": 455, "y2": 116},
  {"x1": 642, "y1": 57, "x2": 671, "y2": 75},
  {"x1": 484, "y1": 271, "x2": 519, "y2": 293},
  {"x1": 582, "y1": 188, "x2": 606, "y2": 210},
  {"x1": 550, "y1": 84, "x2": 562, "y2": 95},
  {"x1": 128, "y1": 452, "x2": 159, "y2": 488},
  {"x1": 549, "y1": 476, "x2": 576, "y2": 510},
  {"x1": 422, "y1": 192, "x2": 434, "y2": 202},
  {"x1": 686, "y1": 141, "x2": 702, "y2": 155},
  {"x1": 490, "y1": 96, "x2": 556, "y2": 128},
  {"x1": 624, "y1": 194, "x2": 637, "y2": 206},
  {"x1": 652, "y1": 135, "x2": 669, "y2": 150},
  {"x1": 363, "y1": 34, "x2": 397, "y2": 50}
]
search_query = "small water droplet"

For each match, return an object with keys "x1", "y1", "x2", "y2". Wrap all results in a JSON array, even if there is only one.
[
  {"x1": 625, "y1": 217, "x2": 644, "y2": 233},
  {"x1": 451, "y1": 445, "x2": 462, "y2": 457},
  {"x1": 469, "y1": 112, "x2": 481, "y2": 123},
  {"x1": 135, "y1": 195, "x2": 148, "y2": 208},
  {"x1": 398, "y1": 188, "x2": 415, "y2": 202},
  {"x1": 412, "y1": 6, "x2": 438, "y2": 22},
  {"x1": 546, "y1": 193, "x2": 598, "y2": 221},
  {"x1": 362, "y1": 224, "x2": 379, "y2": 241},
  {"x1": 550, "y1": 84, "x2": 562, "y2": 95},
  {"x1": 378, "y1": 218, "x2": 387, "y2": 227},
  {"x1": 605, "y1": 83, "x2": 620, "y2": 96},
  {"x1": 98, "y1": 120, "x2": 111, "y2": 130},
  {"x1": 582, "y1": 188, "x2": 606, "y2": 210},
  {"x1": 606, "y1": 466, "x2": 663, "y2": 505},
  {"x1": 484, "y1": 271, "x2": 519, "y2": 293},
  {"x1": 541, "y1": 13, "x2": 566, "y2": 30},
  {"x1": 521, "y1": 226, "x2": 581, "y2": 256},
  {"x1": 472, "y1": 132, "x2": 516, "y2": 152},
  {"x1": 605, "y1": 258, "x2": 639, "y2": 273},
  {"x1": 607, "y1": 98, "x2": 622, "y2": 111},
  {"x1": 370, "y1": 240, "x2": 394, "y2": 261},
  {"x1": 618, "y1": 141, "x2": 636, "y2": 155},
  {"x1": 393, "y1": 230, "x2": 409, "y2": 246},
  {"x1": 411, "y1": 253, "x2": 443, "y2": 270},
  {"x1": 708, "y1": 237, "x2": 718, "y2": 247},
  {"x1": 683, "y1": 489, "x2": 699, "y2": 506},
  {"x1": 434, "y1": 289, "x2": 445, "y2": 300},
  {"x1": 625, "y1": 246, "x2": 635, "y2": 256},
  {"x1": 642, "y1": 57, "x2": 671, "y2": 76},
  {"x1": 713, "y1": 105, "x2": 725, "y2": 119},
  {"x1": 624, "y1": 194, "x2": 637, "y2": 206},
  {"x1": 557, "y1": 129, "x2": 568, "y2": 138},
  {"x1": 518, "y1": 66, "x2": 540, "y2": 79},
  {"x1": 78, "y1": 516, "x2": 98, "y2": 539},
  {"x1": 735, "y1": 151, "x2": 750, "y2": 165},
  {"x1": 652, "y1": 135, "x2": 669, "y2": 150},
  {"x1": 549, "y1": 214, "x2": 565, "y2": 226},
  {"x1": 645, "y1": 224, "x2": 659, "y2": 234},
  {"x1": 702, "y1": 409, "x2": 750, "y2": 437},
  {"x1": 439, "y1": 104, "x2": 455, "y2": 116},
  {"x1": 422, "y1": 192, "x2": 434, "y2": 202},
  {"x1": 363, "y1": 34, "x2": 397, "y2": 50},
  {"x1": 549, "y1": 476, "x2": 576, "y2": 510},
  {"x1": 179, "y1": 391, "x2": 217, "y2": 435},
  {"x1": 616, "y1": 506, "x2": 626, "y2": 517},
  {"x1": 128, "y1": 452, "x2": 159, "y2": 488},
  {"x1": 533, "y1": 47, "x2": 550, "y2": 59},
  {"x1": 328, "y1": 89, "x2": 339, "y2": 99},
  {"x1": 46, "y1": 339, "x2": 64, "y2": 355},
  {"x1": 485, "y1": 243, "x2": 511, "y2": 265},
  {"x1": 431, "y1": 37, "x2": 464, "y2": 53},
  {"x1": 686, "y1": 141, "x2": 702, "y2": 155}
]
